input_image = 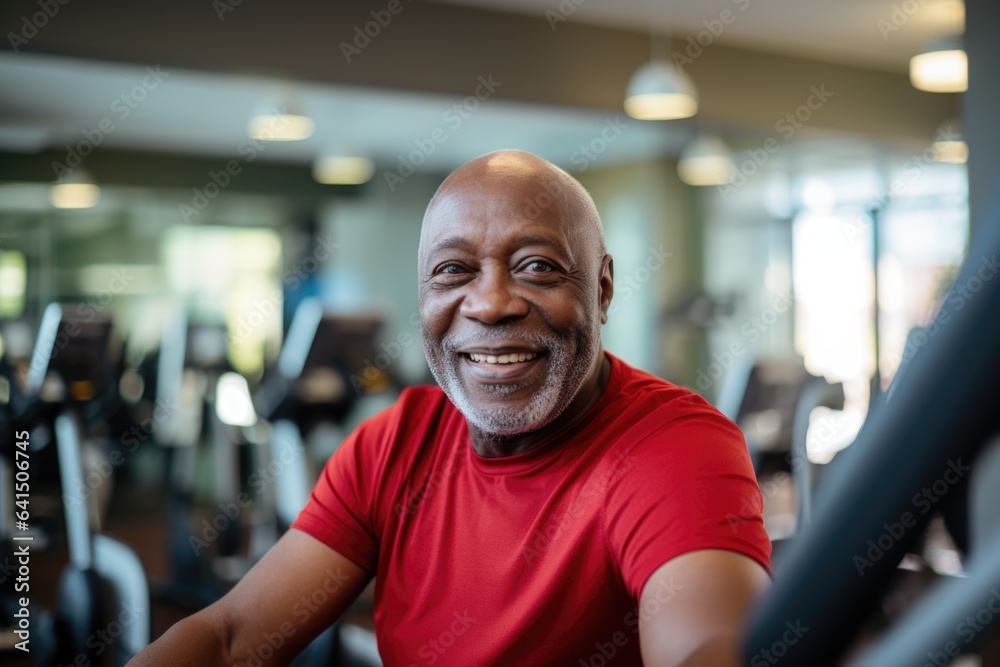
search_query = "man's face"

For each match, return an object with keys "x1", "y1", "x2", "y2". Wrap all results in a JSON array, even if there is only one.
[{"x1": 418, "y1": 173, "x2": 607, "y2": 439}]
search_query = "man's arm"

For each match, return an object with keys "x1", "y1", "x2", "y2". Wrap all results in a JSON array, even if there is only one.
[
  {"x1": 638, "y1": 549, "x2": 771, "y2": 667},
  {"x1": 128, "y1": 529, "x2": 372, "y2": 666}
]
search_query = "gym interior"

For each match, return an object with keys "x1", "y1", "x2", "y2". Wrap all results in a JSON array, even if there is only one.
[{"x1": 2, "y1": 1, "x2": 999, "y2": 665}]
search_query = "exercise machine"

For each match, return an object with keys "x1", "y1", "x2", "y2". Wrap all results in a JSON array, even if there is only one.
[
  {"x1": 153, "y1": 310, "x2": 270, "y2": 606},
  {"x1": 716, "y1": 354, "x2": 845, "y2": 539},
  {"x1": 743, "y1": 207, "x2": 1000, "y2": 665},
  {"x1": 3, "y1": 304, "x2": 150, "y2": 667},
  {"x1": 253, "y1": 299, "x2": 383, "y2": 667},
  {"x1": 254, "y1": 299, "x2": 378, "y2": 531}
]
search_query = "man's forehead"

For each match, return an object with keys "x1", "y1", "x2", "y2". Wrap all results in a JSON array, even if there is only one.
[
  {"x1": 423, "y1": 182, "x2": 574, "y2": 243},
  {"x1": 423, "y1": 215, "x2": 570, "y2": 254},
  {"x1": 419, "y1": 150, "x2": 603, "y2": 264}
]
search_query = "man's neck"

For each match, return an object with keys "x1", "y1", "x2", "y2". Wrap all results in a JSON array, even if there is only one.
[{"x1": 468, "y1": 350, "x2": 612, "y2": 459}]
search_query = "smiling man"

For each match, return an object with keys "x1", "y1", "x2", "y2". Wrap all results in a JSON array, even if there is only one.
[{"x1": 129, "y1": 150, "x2": 770, "y2": 667}]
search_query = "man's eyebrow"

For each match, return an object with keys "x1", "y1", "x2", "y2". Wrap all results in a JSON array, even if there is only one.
[
  {"x1": 512, "y1": 235, "x2": 568, "y2": 253},
  {"x1": 428, "y1": 236, "x2": 472, "y2": 254},
  {"x1": 426, "y1": 235, "x2": 568, "y2": 254}
]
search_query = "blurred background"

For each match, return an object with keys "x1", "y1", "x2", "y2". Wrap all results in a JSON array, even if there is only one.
[{"x1": 0, "y1": 0, "x2": 996, "y2": 665}]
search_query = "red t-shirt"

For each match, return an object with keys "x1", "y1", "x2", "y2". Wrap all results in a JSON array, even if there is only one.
[{"x1": 292, "y1": 352, "x2": 770, "y2": 666}]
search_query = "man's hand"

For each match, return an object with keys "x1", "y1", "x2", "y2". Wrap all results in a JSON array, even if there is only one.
[
  {"x1": 128, "y1": 529, "x2": 372, "y2": 666},
  {"x1": 638, "y1": 549, "x2": 771, "y2": 667}
]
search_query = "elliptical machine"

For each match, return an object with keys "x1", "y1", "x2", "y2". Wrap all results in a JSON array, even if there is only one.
[
  {"x1": 2, "y1": 304, "x2": 150, "y2": 667},
  {"x1": 252, "y1": 299, "x2": 385, "y2": 667},
  {"x1": 153, "y1": 310, "x2": 270, "y2": 607},
  {"x1": 253, "y1": 299, "x2": 376, "y2": 532}
]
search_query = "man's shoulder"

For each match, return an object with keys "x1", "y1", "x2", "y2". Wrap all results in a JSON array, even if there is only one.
[
  {"x1": 603, "y1": 353, "x2": 742, "y2": 444},
  {"x1": 351, "y1": 384, "x2": 457, "y2": 456},
  {"x1": 608, "y1": 353, "x2": 726, "y2": 419}
]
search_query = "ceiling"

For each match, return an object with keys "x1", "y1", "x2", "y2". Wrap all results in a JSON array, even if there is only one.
[
  {"x1": 434, "y1": 0, "x2": 965, "y2": 71},
  {"x1": 0, "y1": 52, "x2": 689, "y2": 173},
  {"x1": 0, "y1": 0, "x2": 963, "y2": 175}
]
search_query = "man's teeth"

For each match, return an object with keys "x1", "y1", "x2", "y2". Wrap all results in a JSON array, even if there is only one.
[{"x1": 468, "y1": 352, "x2": 538, "y2": 364}]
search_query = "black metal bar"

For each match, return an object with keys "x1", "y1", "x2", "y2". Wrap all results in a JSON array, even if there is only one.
[{"x1": 742, "y1": 208, "x2": 1000, "y2": 666}]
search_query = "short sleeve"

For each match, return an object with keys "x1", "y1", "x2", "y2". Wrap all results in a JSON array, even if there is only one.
[
  {"x1": 604, "y1": 410, "x2": 772, "y2": 601},
  {"x1": 291, "y1": 420, "x2": 381, "y2": 573}
]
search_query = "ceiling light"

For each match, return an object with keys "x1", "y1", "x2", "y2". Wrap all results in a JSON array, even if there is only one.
[
  {"x1": 248, "y1": 90, "x2": 315, "y2": 141},
  {"x1": 624, "y1": 61, "x2": 699, "y2": 121},
  {"x1": 933, "y1": 140, "x2": 968, "y2": 163},
  {"x1": 910, "y1": 38, "x2": 967, "y2": 93},
  {"x1": 50, "y1": 168, "x2": 100, "y2": 209},
  {"x1": 933, "y1": 140, "x2": 969, "y2": 164},
  {"x1": 677, "y1": 135, "x2": 733, "y2": 186},
  {"x1": 313, "y1": 154, "x2": 375, "y2": 185},
  {"x1": 248, "y1": 112, "x2": 314, "y2": 141}
]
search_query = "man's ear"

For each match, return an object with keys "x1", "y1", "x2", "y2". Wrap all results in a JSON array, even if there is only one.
[{"x1": 599, "y1": 254, "x2": 614, "y2": 324}]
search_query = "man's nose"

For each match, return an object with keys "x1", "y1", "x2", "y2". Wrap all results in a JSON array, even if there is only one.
[{"x1": 459, "y1": 267, "x2": 530, "y2": 324}]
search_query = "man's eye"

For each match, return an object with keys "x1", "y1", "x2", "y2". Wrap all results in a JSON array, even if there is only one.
[
  {"x1": 439, "y1": 264, "x2": 466, "y2": 274},
  {"x1": 526, "y1": 261, "x2": 555, "y2": 272}
]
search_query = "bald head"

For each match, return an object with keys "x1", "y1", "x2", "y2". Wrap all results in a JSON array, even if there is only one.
[
  {"x1": 419, "y1": 150, "x2": 606, "y2": 269},
  {"x1": 416, "y1": 150, "x2": 615, "y2": 442}
]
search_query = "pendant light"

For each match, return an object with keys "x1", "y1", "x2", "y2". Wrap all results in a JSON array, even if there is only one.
[
  {"x1": 910, "y1": 37, "x2": 967, "y2": 93},
  {"x1": 625, "y1": 7, "x2": 698, "y2": 121},
  {"x1": 50, "y1": 168, "x2": 100, "y2": 209}
]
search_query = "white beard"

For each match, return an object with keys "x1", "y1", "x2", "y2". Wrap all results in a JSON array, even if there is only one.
[{"x1": 423, "y1": 322, "x2": 599, "y2": 440}]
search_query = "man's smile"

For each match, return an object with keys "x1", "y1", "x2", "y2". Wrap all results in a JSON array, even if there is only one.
[
  {"x1": 465, "y1": 351, "x2": 539, "y2": 364},
  {"x1": 459, "y1": 348, "x2": 547, "y2": 384}
]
